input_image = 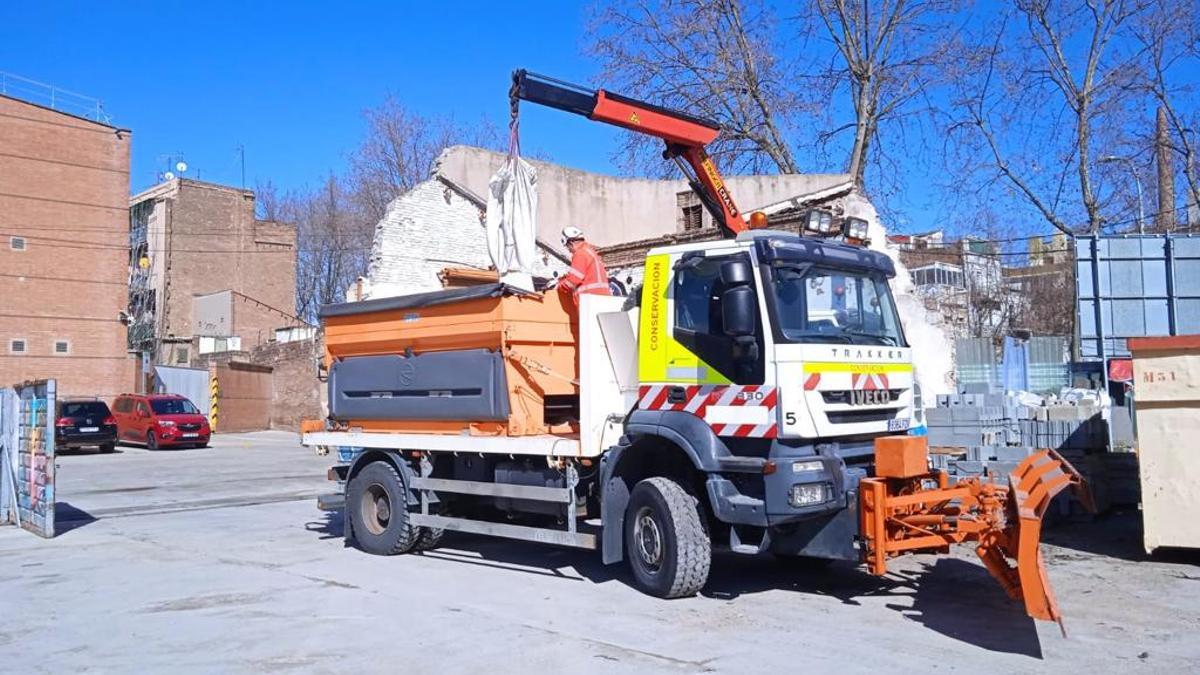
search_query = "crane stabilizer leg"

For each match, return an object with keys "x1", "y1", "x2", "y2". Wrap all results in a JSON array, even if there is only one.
[{"x1": 859, "y1": 438, "x2": 1092, "y2": 629}]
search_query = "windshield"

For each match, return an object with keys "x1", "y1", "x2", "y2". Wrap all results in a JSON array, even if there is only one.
[
  {"x1": 769, "y1": 264, "x2": 906, "y2": 346},
  {"x1": 151, "y1": 398, "x2": 200, "y2": 415}
]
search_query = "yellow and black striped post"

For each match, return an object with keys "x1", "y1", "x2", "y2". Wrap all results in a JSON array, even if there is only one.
[{"x1": 209, "y1": 369, "x2": 219, "y2": 432}]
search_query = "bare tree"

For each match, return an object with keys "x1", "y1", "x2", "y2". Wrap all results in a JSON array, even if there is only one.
[
  {"x1": 587, "y1": 0, "x2": 801, "y2": 176},
  {"x1": 349, "y1": 98, "x2": 460, "y2": 224},
  {"x1": 804, "y1": 0, "x2": 959, "y2": 191},
  {"x1": 292, "y1": 175, "x2": 373, "y2": 321},
  {"x1": 948, "y1": 1, "x2": 1150, "y2": 235}
]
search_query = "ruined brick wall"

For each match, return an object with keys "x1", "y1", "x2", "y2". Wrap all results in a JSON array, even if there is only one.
[
  {"x1": 365, "y1": 178, "x2": 566, "y2": 299},
  {"x1": 0, "y1": 95, "x2": 137, "y2": 399}
]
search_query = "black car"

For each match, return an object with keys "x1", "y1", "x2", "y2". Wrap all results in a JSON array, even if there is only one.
[{"x1": 55, "y1": 400, "x2": 117, "y2": 453}]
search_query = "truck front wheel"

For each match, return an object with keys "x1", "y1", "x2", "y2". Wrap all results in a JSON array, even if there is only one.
[
  {"x1": 347, "y1": 461, "x2": 417, "y2": 555},
  {"x1": 625, "y1": 477, "x2": 711, "y2": 598}
]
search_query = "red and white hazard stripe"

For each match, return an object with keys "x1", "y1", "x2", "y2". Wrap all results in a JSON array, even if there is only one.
[
  {"x1": 851, "y1": 372, "x2": 890, "y2": 391},
  {"x1": 638, "y1": 384, "x2": 777, "y2": 438}
]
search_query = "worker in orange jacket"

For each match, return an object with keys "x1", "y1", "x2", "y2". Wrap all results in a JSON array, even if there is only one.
[{"x1": 555, "y1": 226, "x2": 612, "y2": 304}]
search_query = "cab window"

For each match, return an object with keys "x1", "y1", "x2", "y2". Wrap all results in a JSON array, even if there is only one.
[{"x1": 673, "y1": 253, "x2": 763, "y2": 384}]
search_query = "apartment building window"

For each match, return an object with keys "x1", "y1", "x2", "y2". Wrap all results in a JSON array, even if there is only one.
[
  {"x1": 54, "y1": 340, "x2": 70, "y2": 355},
  {"x1": 9, "y1": 339, "x2": 27, "y2": 354},
  {"x1": 175, "y1": 347, "x2": 189, "y2": 365},
  {"x1": 10, "y1": 236, "x2": 26, "y2": 251}
]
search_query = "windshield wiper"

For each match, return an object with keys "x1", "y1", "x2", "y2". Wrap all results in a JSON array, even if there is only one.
[
  {"x1": 845, "y1": 330, "x2": 897, "y2": 346},
  {"x1": 788, "y1": 331, "x2": 852, "y2": 344}
]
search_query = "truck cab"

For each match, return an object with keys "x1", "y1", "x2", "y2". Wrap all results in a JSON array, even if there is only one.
[
  {"x1": 636, "y1": 230, "x2": 913, "y2": 444},
  {"x1": 605, "y1": 229, "x2": 913, "y2": 568}
]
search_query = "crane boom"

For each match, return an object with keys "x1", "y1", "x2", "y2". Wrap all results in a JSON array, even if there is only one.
[{"x1": 511, "y1": 69, "x2": 747, "y2": 238}]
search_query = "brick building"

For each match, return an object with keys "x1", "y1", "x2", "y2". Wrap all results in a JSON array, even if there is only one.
[
  {"x1": 0, "y1": 92, "x2": 135, "y2": 398},
  {"x1": 127, "y1": 178, "x2": 302, "y2": 366}
]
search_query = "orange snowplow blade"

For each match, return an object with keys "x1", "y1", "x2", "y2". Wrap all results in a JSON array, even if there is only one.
[
  {"x1": 977, "y1": 449, "x2": 1092, "y2": 626},
  {"x1": 860, "y1": 438, "x2": 1092, "y2": 629}
]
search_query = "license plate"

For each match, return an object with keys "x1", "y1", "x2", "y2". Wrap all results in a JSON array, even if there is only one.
[
  {"x1": 182, "y1": 433, "x2": 199, "y2": 438},
  {"x1": 887, "y1": 417, "x2": 910, "y2": 432},
  {"x1": 80, "y1": 426, "x2": 99, "y2": 433}
]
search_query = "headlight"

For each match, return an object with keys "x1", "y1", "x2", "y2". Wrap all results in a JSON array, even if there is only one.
[
  {"x1": 791, "y1": 460, "x2": 823, "y2": 474},
  {"x1": 158, "y1": 420, "x2": 176, "y2": 427},
  {"x1": 789, "y1": 482, "x2": 832, "y2": 507}
]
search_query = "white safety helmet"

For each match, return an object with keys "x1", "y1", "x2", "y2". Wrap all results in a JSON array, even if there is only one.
[{"x1": 561, "y1": 226, "x2": 585, "y2": 247}]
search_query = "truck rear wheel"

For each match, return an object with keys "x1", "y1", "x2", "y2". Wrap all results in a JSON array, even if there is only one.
[
  {"x1": 347, "y1": 461, "x2": 417, "y2": 555},
  {"x1": 625, "y1": 476, "x2": 711, "y2": 598}
]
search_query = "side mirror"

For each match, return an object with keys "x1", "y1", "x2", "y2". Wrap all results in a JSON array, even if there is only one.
[
  {"x1": 721, "y1": 285, "x2": 757, "y2": 338},
  {"x1": 720, "y1": 259, "x2": 752, "y2": 287},
  {"x1": 137, "y1": 409, "x2": 148, "y2": 419}
]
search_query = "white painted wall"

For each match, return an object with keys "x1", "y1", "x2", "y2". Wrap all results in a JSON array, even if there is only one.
[{"x1": 363, "y1": 178, "x2": 565, "y2": 300}]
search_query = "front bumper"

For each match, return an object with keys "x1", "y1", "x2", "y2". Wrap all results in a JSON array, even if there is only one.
[
  {"x1": 156, "y1": 429, "x2": 210, "y2": 445},
  {"x1": 707, "y1": 439, "x2": 870, "y2": 528}
]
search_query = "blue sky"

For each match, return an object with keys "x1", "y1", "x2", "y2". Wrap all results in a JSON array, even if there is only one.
[
  {"x1": 2, "y1": 2, "x2": 1186, "y2": 240},
  {"x1": 0, "y1": 1, "x2": 622, "y2": 193}
]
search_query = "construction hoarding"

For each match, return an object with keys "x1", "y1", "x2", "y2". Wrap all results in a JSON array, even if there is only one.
[{"x1": 1, "y1": 379, "x2": 57, "y2": 538}]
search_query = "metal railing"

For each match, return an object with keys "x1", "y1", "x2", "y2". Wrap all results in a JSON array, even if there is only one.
[{"x1": 0, "y1": 71, "x2": 111, "y2": 124}]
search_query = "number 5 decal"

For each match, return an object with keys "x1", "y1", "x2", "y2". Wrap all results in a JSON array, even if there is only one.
[{"x1": 785, "y1": 411, "x2": 797, "y2": 425}]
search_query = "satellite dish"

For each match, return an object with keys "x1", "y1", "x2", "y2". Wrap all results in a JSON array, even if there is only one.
[
  {"x1": 164, "y1": 171, "x2": 175, "y2": 181},
  {"x1": 175, "y1": 161, "x2": 188, "y2": 173}
]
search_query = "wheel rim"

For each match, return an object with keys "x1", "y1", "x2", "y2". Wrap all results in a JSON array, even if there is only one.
[
  {"x1": 633, "y1": 506, "x2": 664, "y2": 572},
  {"x1": 360, "y1": 483, "x2": 391, "y2": 535},
  {"x1": 147, "y1": 432, "x2": 156, "y2": 449}
]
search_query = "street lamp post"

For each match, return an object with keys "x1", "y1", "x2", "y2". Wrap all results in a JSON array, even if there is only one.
[{"x1": 1101, "y1": 154, "x2": 1145, "y2": 234}]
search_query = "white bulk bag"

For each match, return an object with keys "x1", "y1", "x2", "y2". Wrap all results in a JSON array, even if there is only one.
[{"x1": 485, "y1": 150, "x2": 538, "y2": 291}]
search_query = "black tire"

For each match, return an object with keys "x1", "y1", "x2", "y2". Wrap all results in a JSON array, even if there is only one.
[
  {"x1": 413, "y1": 525, "x2": 445, "y2": 551},
  {"x1": 99, "y1": 443, "x2": 115, "y2": 454},
  {"x1": 146, "y1": 431, "x2": 159, "y2": 451},
  {"x1": 624, "y1": 476, "x2": 711, "y2": 598},
  {"x1": 347, "y1": 461, "x2": 417, "y2": 555}
]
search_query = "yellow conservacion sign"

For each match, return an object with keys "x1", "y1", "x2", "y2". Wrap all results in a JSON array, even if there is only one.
[{"x1": 802, "y1": 362, "x2": 914, "y2": 374}]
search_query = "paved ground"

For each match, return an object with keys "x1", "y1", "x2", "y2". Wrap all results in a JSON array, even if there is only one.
[{"x1": 2, "y1": 431, "x2": 1198, "y2": 673}]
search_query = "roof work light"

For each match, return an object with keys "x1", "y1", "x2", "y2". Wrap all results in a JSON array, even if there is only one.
[
  {"x1": 843, "y1": 217, "x2": 870, "y2": 243},
  {"x1": 804, "y1": 209, "x2": 834, "y2": 235}
]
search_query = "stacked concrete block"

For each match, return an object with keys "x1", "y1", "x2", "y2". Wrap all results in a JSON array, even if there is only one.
[{"x1": 925, "y1": 391, "x2": 1119, "y2": 490}]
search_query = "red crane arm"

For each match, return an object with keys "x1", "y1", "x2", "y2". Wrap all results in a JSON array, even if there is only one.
[{"x1": 511, "y1": 70, "x2": 747, "y2": 238}]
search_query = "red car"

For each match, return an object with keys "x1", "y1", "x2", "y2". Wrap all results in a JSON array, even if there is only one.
[{"x1": 112, "y1": 393, "x2": 211, "y2": 450}]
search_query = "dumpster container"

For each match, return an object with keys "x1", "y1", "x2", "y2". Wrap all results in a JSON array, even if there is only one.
[{"x1": 1127, "y1": 335, "x2": 1200, "y2": 553}]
